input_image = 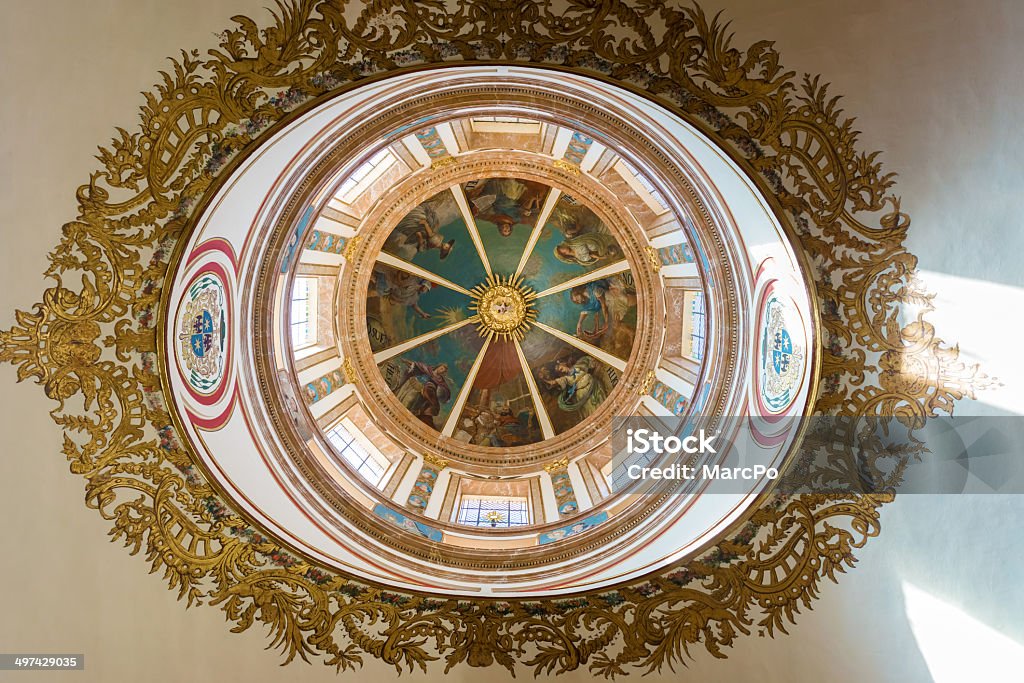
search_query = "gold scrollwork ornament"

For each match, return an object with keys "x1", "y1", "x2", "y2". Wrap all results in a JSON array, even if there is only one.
[{"x1": 0, "y1": 0, "x2": 995, "y2": 676}]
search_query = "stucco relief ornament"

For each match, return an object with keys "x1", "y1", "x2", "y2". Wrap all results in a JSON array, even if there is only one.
[
  {"x1": 0, "y1": 0, "x2": 999, "y2": 677},
  {"x1": 176, "y1": 273, "x2": 226, "y2": 392},
  {"x1": 470, "y1": 273, "x2": 537, "y2": 342}
]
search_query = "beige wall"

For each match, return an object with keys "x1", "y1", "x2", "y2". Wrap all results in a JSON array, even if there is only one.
[{"x1": 1, "y1": 1, "x2": 1021, "y2": 680}]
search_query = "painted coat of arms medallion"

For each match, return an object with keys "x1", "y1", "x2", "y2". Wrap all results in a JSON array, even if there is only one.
[
  {"x1": 759, "y1": 294, "x2": 805, "y2": 413},
  {"x1": 176, "y1": 272, "x2": 227, "y2": 394}
]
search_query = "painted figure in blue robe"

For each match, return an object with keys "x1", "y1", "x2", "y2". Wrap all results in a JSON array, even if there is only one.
[{"x1": 569, "y1": 279, "x2": 610, "y2": 342}]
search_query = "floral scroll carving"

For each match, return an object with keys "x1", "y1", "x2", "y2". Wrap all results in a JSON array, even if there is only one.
[{"x1": 0, "y1": 0, "x2": 992, "y2": 676}]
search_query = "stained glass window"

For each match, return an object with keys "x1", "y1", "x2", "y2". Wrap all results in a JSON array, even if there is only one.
[{"x1": 456, "y1": 496, "x2": 531, "y2": 528}]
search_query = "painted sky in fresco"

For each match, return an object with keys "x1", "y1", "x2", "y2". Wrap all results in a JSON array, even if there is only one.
[
  {"x1": 380, "y1": 189, "x2": 486, "y2": 290},
  {"x1": 520, "y1": 193, "x2": 625, "y2": 292},
  {"x1": 462, "y1": 177, "x2": 550, "y2": 275},
  {"x1": 366, "y1": 262, "x2": 472, "y2": 353},
  {"x1": 534, "y1": 273, "x2": 637, "y2": 361},
  {"x1": 377, "y1": 326, "x2": 485, "y2": 431},
  {"x1": 451, "y1": 340, "x2": 544, "y2": 447},
  {"x1": 369, "y1": 179, "x2": 635, "y2": 446},
  {"x1": 520, "y1": 327, "x2": 620, "y2": 435}
]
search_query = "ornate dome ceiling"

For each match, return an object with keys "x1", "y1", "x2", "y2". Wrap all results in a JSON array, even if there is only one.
[
  {"x1": 159, "y1": 66, "x2": 816, "y2": 596},
  {"x1": 368, "y1": 177, "x2": 636, "y2": 450},
  {"x1": 3, "y1": 0, "x2": 974, "y2": 674}
]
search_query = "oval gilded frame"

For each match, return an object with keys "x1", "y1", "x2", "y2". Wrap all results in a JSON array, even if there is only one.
[{"x1": 0, "y1": 0, "x2": 986, "y2": 675}]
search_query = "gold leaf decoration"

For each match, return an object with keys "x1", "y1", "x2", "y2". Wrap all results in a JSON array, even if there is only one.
[{"x1": 0, "y1": 0, "x2": 994, "y2": 676}]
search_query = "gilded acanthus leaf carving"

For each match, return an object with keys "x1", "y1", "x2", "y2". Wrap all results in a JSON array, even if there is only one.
[{"x1": 0, "y1": 0, "x2": 991, "y2": 676}]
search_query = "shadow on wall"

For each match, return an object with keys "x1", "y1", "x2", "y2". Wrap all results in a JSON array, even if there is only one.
[
  {"x1": 745, "y1": 491, "x2": 1024, "y2": 682},
  {"x1": 836, "y1": 492, "x2": 1024, "y2": 682}
]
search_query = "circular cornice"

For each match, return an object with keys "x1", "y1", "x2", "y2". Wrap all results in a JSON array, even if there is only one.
[
  {"x1": 339, "y1": 152, "x2": 659, "y2": 471},
  {"x1": 202, "y1": 68, "x2": 812, "y2": 590},
  {"x1": 236, "y1": 82, "x2": 732, "y2": 578}
]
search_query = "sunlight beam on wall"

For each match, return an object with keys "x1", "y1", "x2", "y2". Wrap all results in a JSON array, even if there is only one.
[{"x1": 902, "y1": 580, "x2": 1023, "y2": 682}]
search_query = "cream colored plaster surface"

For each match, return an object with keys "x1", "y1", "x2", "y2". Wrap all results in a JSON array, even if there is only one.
[{"x1": 1, "y1": 1, "x2": 1022, "y2": 681}]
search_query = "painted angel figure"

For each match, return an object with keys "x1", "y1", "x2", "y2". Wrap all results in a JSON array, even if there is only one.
[
  {"x1": 467, "y1": 178, "x2": 544, "y2": 236},
  {"x1": 548, "y1": 202, "x2": 601, "y2": 239},
  {"x1": 385, "y1": 202, "x2": 455, "y2": 260},
  {"x1": 569, "y1": 279, "x2": 610, "y2": 341},
  {"x1": 554, "y1": 232, "x2": 622, "y2": 266},
  {"x1": 371, "y1": 268, "x2": 433, "y2": 319},
  {"x1": 541, "y1": 355, "x2": 606, "y2": 417}
]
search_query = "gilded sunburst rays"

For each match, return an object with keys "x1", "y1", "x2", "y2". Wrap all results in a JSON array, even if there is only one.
[{"x1": 468, "y1": 273, "x2": 538, "y2": 342}]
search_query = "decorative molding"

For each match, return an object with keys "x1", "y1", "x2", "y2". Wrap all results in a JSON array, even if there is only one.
[
  {"x1": 305, "y1": 229, "x2": 347, "y2": 254},
  {"x1": 334, "y1": 147, "x2": 665, "y2": 474},
  {"x1": 638, "y1": 369, "x2": 656, "y2": 396},
  {"x1": 294, "y1": 346, "x2": 338, "y2": 374},
  {"x1": 550, "y1": 464, "x2": 579, "y2": 518},
  {"x1": 341, "y1": 234, "x2": 361, "y2": 261},
  {"x1": 646, "y1": 245, "x2": 662, "y2": 273},
  {"x1": 658, "y1": 242, "x2": 694, "y2": 266},
  {"x1": 650, "y1": 380, "x2": 689, "y2": 415},
  {"x1": 382, "y1": 452, "x2": 416, "y2": 499},
  {"x1": 561, "y1": 131, "x2": 594, "y2": 166},
  {"x1": 295, "y1": 262, "x2": 338, "y2": 276},
  {"x1": 415, "y1": 126, "x2": 453, "y2": 161},
  {"x1": 543, "y1": 457, "x2": 570, "y2": 473},
  {"x1": 406, "y1": 459, "x2": 445, "y2": 512},
  {"x1": 552, "y1": 158, "x2": 581, "y2": 175},
  {"x1": 422, "y1": 453, "x2": 449, "y2": 470},
  {"x1": 431, "y1": 155, "x2": 458, "y2": 170},
  {"x1": 438, "y1": 472, "x2": 463, "y2": 523},
  {"x1": 341, "y1": 357, "x2": 356, "y2": 384},
  {"x1": 302, "y1": 367, "x2": 346, "y2": 405}
]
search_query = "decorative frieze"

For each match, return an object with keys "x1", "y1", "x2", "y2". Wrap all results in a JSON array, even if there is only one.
[
  {"x1": 562, "y1": 131, "x2": 594, "y2": 166},
  {"x1": 305, "y1": 229, "x2": 347, "y2": 254},
  {"x1": 650, "y1": 380, "x2": 689, "y2": 415},
  {"x1": 658, "y1": 242, "x2": 695, "y2": 266},
  {"x1": 414, "y1": 126, "x2": 452, "y2": 161},
  {"x1": 302, "y1": 367, "x2": 346, "y2": 405},
  {"x1": 543, "y1": 458, "x2": 579, "y2": 517},
  {"x1": 406, "y1": 453, "x2": 448, "y2": 511}
]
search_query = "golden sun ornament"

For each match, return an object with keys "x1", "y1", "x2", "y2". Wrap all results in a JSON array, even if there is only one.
[
  {"x1": 484, "y1": 510, "x2": 505, "y2": 527},
  {"x1": 469, "y1": 273, "x2": 537, "y2": 342}
]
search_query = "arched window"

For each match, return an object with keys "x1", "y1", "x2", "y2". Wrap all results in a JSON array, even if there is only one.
[
  {"x1": 325, "y1": 420, "x2": 389, "y2": 487},
  {"x1": 290, "y1": 277, "x2": 318, "y2": 349}
]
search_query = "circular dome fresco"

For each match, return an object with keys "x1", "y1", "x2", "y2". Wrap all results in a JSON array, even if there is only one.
[
  {"x1": 164, "y1": 65, "x2": 817, "y2": 596},
  {"x1": 368, "y1": 178, "x2": 637, "y2": 449}
]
